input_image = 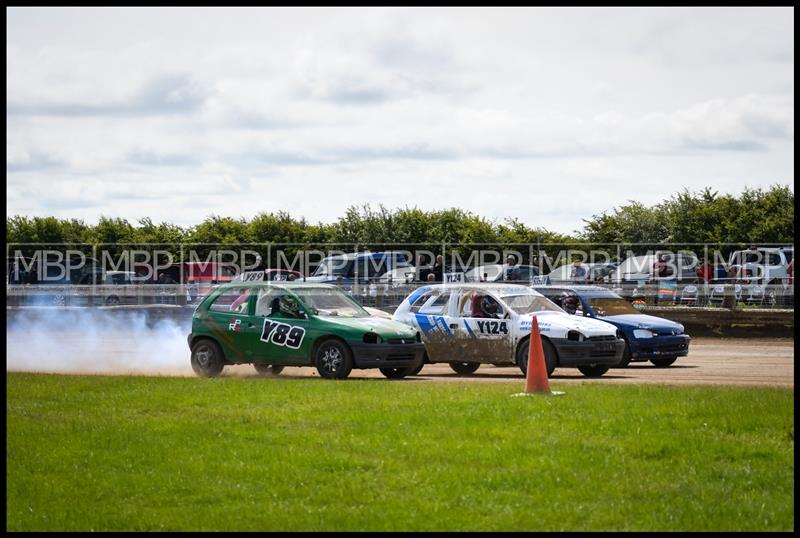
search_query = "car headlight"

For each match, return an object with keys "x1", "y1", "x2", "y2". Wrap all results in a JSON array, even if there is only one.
[
  {"x1": 633, "y1": 329, "x2": 655, "y2": 339},
  {"x1": 363, "y1": 333, "x2": 383, "y2": 344},
  {"x1": 567, "y1": 330, "x2": 584, "y2": 342}
]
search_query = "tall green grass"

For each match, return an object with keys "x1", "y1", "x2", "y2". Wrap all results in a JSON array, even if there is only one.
[{"x1": 6, "y1": 373, "x2": 794, "y2": 531}]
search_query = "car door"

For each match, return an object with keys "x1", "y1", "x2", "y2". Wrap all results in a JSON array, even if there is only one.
[
  {"x1": 242, "y1": 288, "x2": 310, "y2": 365},
  {"x1": 407, "y1": 288, "x2": 454, "y2": 362},
  {"x1": 452, "y1": 288, "x2": 514, "y2": 363}
]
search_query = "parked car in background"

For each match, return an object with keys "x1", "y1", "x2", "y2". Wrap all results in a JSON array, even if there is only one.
[
  {"x1": 232, "y1": 269, "x2": 304, "y2": 283},
  {"x1": 101, "y1": 271, "x2": 144, "y2": 305},
  {"x1": 378, "y1": 265, "x2": 417, "y2": 287},
  {"x1": 306, "y1": 251, "x2": 412, "y2": 285},
  {"x1": 544, "y1": 262, "x2": 618, "y2": 284},
  {"x1": 393, "y1": 283, "x2": 625, "y2": 378},
  {"x1": 610, "y1": 252, "x2": 699, "y2": 285},
  {"x1": 464, "y1": 264, "x2": 539, "y2": 283},
  {"x1": 727, "y1": 246, "x2": 793, "y2": 286},
  {"x1": 188, "y1": 281, "x2": 425, "y2": 379},
  {"x1": 532, "y1": 285, "x2": 690, "y2": 368}
]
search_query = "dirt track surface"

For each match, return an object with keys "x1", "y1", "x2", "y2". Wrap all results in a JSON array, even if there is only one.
[
  {"x1": 222, "y1": 337, "x2": 794, "y2": 388},
  {"x1": 7, "y1": 335, "x2": 794, "y2": 388}
]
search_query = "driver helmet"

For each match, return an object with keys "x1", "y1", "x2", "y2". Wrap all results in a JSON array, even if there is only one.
[
  {"x1": 279, "y1": 295, "x2": 300, "y2": 315},
  {"x1": 561, "y1": 292, "x2": 579, "y2": 315},
  {"x1": 480, "y1": 295, "x2": 499, "y2": 315}
]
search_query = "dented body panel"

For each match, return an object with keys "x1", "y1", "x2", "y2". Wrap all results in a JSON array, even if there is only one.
[{"x1": 393, "y1": 283, "x2": 625, "y2": 370}]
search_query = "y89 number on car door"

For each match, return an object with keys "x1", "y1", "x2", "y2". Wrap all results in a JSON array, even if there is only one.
[{"x1": 261, "y1": 320, "x2": 306, "y2": 349}]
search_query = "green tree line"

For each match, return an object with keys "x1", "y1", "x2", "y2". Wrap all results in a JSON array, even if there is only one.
[{"x1": 6, "y1": 185, "x2": 794, "y2": 261}]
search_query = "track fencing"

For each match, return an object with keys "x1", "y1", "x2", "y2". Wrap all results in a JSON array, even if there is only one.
[{"x1": 5, "y1": 279, "x2": 795, "y2": 311}]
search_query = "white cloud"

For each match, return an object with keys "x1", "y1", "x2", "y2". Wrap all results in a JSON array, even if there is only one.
[{"x1": 6, "y1": 7, "x2": 794, "y2": 234}]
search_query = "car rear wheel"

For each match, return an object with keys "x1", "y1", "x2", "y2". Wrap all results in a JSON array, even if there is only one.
[
  {"x1": 577, "y1": 364, "x2": 610, "y2": 377},
  {"x1": 650, "y1": 356, "x2": 678, "y2": 367},
  {"x1": 253, "y1": 363, "x2": 285, "y2": 376},
  {"x1": 105, "y1": 295, "x2": 120, "y2": 306},
  {"x1": 449, "y1": 362, "x2": 480, "y2": 375},
  {"x1": 190, "y1": 339, "x2": 225, "y2": 378},
  {"x1": 315, "y1": 339, "x2": 353, "y2": 379},
  {"x1": 379, "y1": 365, "x2": 418, "y2": 379}
]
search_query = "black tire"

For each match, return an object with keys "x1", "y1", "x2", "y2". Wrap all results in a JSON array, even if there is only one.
[
  {"x1": 315, "y1": 339, "x2": 354, "y2": 379},
  {"x1": 253, "y1": 363, "x2": 285, "y2": 376},
  {"x1": 105, "y1": 295, "x2": 120, "y2": 306},
  {"x1": 449, "y1": 361, "x2": 480, "y2": 375},
  {"x1": 517, "y1": 337, "x2": 530, "y2": 376},
  {"x1": 379, "y1": 365, "x2": 417, "y2": 379},
  {"x1": 650, "y1": 356, "x2": 678, "y2": 367},
  {"x1": 517, "y1": 337, "x2": 557, "y2": 377},
  {"x1": 617, "y1": 339, "x2": 632, "y2": 368},
  {"x1": 190, "y1": 339, "x2": 225, "y2": 378},
  {"x1": 542, "y1": 339, "x2": 557, "y2": 377},
  {"x1": 577, "y1": 364, "x2": 610, "y2": 377}
]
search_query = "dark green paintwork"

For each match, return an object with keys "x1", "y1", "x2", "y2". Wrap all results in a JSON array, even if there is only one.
[{"x1": 189, "y1": 281, "x2": 418, "y2": 366}]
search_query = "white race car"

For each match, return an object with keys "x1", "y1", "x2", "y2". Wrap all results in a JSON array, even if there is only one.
[{"x1": 393, "y1": 283, "x2": 625, "y2": 377}]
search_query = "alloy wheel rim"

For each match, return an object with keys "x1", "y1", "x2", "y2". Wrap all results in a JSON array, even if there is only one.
[{"x1": 321, "y1": 347, "x2": 342, "y2": 373}]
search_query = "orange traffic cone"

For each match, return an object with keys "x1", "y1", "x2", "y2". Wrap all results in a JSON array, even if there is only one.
[{"x1": 525, "y1": 315, "x2": 551, "y2": 394}]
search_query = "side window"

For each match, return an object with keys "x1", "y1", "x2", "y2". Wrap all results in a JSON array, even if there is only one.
[
  {"x1": 210, "y1": 288, "x2": 252, "y2": 314},
  {"x1": 255, "y1": 289, "x2": 304, "y2": 319},
  {"x1": 457, "y1": 290, "x2": 504, "y2": 318},
  {"x1": 409, "y1": 290, "x2": 450, "y2": 315},
  {"x1": 111, "y1": 273, "x2": 131, "y2": 285},
  {"x1": 255, "y1": 289, "x2": 278, "y2": 317},
  {"x1": 363, "y1": 257, "x2": 388, "y2": 278}
]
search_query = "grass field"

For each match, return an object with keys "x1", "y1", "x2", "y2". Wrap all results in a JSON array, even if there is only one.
[{"x1": 6, "y1": 373, "x2": 794, "y2": 531}]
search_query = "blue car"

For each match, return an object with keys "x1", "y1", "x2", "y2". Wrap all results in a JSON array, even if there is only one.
[
  {"x1": 532, "y1": 285, "x2": 690, "y2": 367},
  {"x1": 305, "y1": 251, "x2": 412, "y2": 285}
]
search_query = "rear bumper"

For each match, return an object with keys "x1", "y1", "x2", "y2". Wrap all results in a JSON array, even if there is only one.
[
  {"x1": 550, "y1": 338, "x2": 625, "y2": 367},
  {"x1": 630, "y1": 335, "x2": 691, "y2": 360},
  {"x1": 348, "y1": 341, "x2": 426, "y2": 368}
]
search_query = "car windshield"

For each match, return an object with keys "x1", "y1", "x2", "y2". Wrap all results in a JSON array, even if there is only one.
[
  {"x1": 292, "y1": 288, "x2": 369, "y2": 318},
  {"x1": 587, "y1": 297, "x2": 638, "y2": 316},
  {"x1": 499, "y1": 293, "x2": 564, "y2": 314},
  {"x1": 312, "y1": 258, "x2": 354, "y2": 277}
]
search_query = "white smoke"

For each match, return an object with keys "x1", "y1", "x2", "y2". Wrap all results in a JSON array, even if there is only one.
[{"x1": 6, "y1": 308, "x2": 196, "y2": 376}]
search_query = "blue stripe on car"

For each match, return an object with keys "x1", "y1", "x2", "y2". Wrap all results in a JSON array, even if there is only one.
[{"x1": 463, "y1": 319, "x2": 476, "y2": 337}]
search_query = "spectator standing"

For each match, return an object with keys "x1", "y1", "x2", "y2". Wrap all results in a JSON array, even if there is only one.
[
  {"x1": 696, "y1": 258, "x2": 713, "y2": 284},
  {"x1": 432, "y1": 255, "x2": 444, "y2": 283},
  {"x1": 569, "y1": 260, "x2": 587, "y2": 283},
  {"x1": 504, "y1": 255, "x2": 519, "y2": 281},
  {"x1": 653, "y1": 254, "x2": 669, "y2": 279},
  {"x1": 416, "y1": 254, "x2": 432, "y2": 283}
]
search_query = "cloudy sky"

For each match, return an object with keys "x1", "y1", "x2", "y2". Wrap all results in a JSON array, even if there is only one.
[{"x1": 6, "y1": 7, "x2": 794, "y2": 234}]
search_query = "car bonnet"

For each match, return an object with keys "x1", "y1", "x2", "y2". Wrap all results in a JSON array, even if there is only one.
[
  {"x1": 519, "y1": 311, "x2": 618, "y2": 336},
  {"x1": 599, "y1": 313, "x2": 683, "y2": 331},
  {"x1": 320, "y1": 315, "x2": 418, "y2": 338}
]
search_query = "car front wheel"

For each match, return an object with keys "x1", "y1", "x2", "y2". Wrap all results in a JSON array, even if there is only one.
[
  {"x1": 577, "y1": 364, "x2": 610, "y2": 377},
  {"x1": 449, "y1": 362, "x2": 480, "y2": 375},
  {"x1": 617, "y1": 339, "x2": 632, "y2": 367},
  {"x1": 190, "y1": 339, "x2": 225, "y2": 378},
  {"x1": 518, "y1": 338, "x2": 557, "y2": 377},
  {"x1": 315, "y1": 339, "x2": 354, "y2": 379},
  {"x1": 650, "y1": 357, "x2": 678, "y2": 367}
]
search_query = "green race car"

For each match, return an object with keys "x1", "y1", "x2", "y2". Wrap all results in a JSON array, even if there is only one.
[{"x1": 187, "y1": 281, "x2": 425, "y2": 379}]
